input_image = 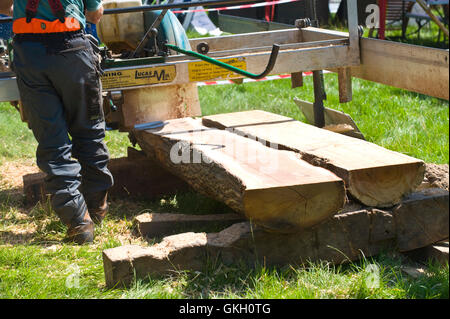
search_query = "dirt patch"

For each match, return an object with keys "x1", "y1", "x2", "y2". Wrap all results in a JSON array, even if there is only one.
[
  {"x1": 423, "y1": 163, "x2": 449, "y2": 191},
  {"x1": 0, "y1": 159, "x2": 40, "y2": 189},
  {"x1": 0, "y1": 159, "x2": 149, "y2": 247},
  {"x1": 0, "y1": 226, "x2": 37, "y2": 245}
]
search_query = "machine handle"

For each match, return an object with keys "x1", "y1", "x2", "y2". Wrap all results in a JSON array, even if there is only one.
[{"x1": 165, "y1": 43, "x2": 280, "y2": 80}]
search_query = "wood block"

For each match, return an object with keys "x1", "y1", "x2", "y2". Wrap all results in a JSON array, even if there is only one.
[
  {"x1": 133, "y1": 117, "x2": 345, "y2": 233},
  {"x1": 102, "y1": 189, "x2": 449, "y2": 288},
  {"x1": 291, "y1": 72, "x2": 303, "y2": 88},
  {"x1": 22, "y1": 172, "x2": 48, "y2": 204},
  {"x1": 22, "y1": 155, "x2": 189, "y2": 205},
  {"x1": 133, "y1": 212, "x2": 245, "y2": 238},
  {"x1": 120, "y1": 83, "x2": 201, "y2": 131},
  {"x1": 393, "y1": 188, "x2": 449, "y2": 252},
  {"x1": 203, "y1": 110, "x2": 425, "y2": 207},
  {"x1": 337, "y1": 67, "x2": 353, "y2": 103}
]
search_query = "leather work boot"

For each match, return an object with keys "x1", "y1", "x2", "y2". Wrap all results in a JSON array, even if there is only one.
[
  {"x1": 65, "y1": 210, "x2": 94, "y2": 245},
  {"x1": 84, "y1": 190, "x2": 109, "y2": 224}
]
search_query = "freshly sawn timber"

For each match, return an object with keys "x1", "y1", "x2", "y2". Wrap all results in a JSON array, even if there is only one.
[
  {"x1": 133, "y1": 117, "x2": 345, "y2": 232},
  {"x1": 203, "y1": 110, "x2": 425, "y2": 207},
  {"x1": 103, "y1": 188, "x2": 449, "y2": 288}
]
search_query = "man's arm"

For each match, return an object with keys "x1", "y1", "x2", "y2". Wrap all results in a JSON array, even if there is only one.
[
  {"x1": 0, "y1": 0, "x2": 14, "y2": 16},
  {"x1": 85, "y1": 0, "x2": 103, "y2": 24}
]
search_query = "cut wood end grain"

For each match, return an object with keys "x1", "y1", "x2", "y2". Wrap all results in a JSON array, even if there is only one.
[{"x1": 348, "y1": 162, "x2": 426, "y2": 207}]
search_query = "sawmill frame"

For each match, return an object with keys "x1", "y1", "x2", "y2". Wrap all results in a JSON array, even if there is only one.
[{"x1": 1, "y1": 0, "x2": 448, "y2": 102}]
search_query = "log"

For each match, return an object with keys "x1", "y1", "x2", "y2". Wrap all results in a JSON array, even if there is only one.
[
  {"x1": 102, "y1": 188, "x2": 449, "y2": 288},
  {"x1": 133, "y1": 117, "x2": 345, "y2": 232},
  {"x1": 202, "y1": 110, "x2": 425, "y2": 207}
]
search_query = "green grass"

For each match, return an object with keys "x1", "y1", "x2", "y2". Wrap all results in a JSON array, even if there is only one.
[
  {"x1": 0, "y1": 22, "x2": 448, "y2": 299},
  {"x1": 0, "y1": 239, "x2": 447, "y2": 299},
  {"x1": 0, "y1": 106, "x2": 36, "y2": 164}
]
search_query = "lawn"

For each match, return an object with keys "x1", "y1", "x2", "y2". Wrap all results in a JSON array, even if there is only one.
[{"x1": 0, "y1": 22, "x2": 448, "y2": 299}]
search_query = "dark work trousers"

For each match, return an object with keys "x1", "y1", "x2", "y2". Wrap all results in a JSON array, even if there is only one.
[{"x1": 12, "y1": 31, "x2": 114, "y2": 227}]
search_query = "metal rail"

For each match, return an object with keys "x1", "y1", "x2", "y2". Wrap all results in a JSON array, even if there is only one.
[
  {"x1": 0, "y1": 0, "x2": 263, "y2": 23},
  {"x1": 103, "y1": 0, "x2": 262, "y2": 15}
]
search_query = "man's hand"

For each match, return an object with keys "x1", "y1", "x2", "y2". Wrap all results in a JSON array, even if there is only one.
[
  {"x1": 86, "y1": 5, "x2": 103, "y2": 24},
  {"x1": 0, "y1": 0, "x2": 14, "y2": 16}
]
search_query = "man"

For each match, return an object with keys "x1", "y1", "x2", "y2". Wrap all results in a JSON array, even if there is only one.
[{"x1": 0, "y1": 0, "x2": 114, "y2": 244}]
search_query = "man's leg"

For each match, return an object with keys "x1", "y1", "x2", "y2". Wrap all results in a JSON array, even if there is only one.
[
  {"x1": 12, "y1": 40, "x2": 94, "y2": 243},
  {"x1": 49, "y1": 36, "x2": 114, "y2": 224}
]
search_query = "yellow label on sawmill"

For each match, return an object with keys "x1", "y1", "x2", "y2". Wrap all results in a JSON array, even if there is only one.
[
  {"x1": 101, "y1": 65, "x2": 176, "y2": 89},
  {"x1": 188, "y1": 57, "x2": 247, "y2": 82}
]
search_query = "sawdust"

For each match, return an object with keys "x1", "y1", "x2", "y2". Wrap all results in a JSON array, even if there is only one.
[
  {"x1": 0, "y1": 159, "x2": 40, "y2": 189},
  {"x1": 423, "y1": 163, "x2": 449, "y2": 191}
]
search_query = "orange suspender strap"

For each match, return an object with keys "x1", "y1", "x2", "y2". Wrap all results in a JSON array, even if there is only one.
[{"x1": 13, "y1": 17, "x2": 81, "y2": 34}]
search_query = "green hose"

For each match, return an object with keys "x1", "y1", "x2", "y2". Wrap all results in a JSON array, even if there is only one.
[{"x1": 165, "y1": 43, "x2": 280, "y2": 80}]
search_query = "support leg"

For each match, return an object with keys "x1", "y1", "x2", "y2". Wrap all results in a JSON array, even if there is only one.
[{"x1": 312, "y1": 70, "x2": 326, "y2": 128}]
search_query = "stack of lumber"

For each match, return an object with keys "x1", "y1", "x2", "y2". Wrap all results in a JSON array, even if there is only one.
[
  {"x1": 134, "y1": 117, "x2": 345, "y2": 233},
  {"x1": 104, "y1": 188, "x2": 449, "y2": 287},
  {"x1": 133, "y1": 110, "x2": 425, "y2": 232}
]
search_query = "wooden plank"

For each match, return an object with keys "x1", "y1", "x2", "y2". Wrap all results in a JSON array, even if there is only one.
[
  {"x1": 133, "y1": 117, "x2": 345, "y2": 233},
  {"x1": 202, "y1": 110, "x2": 425, "y2": 207},
  {"x1": 351, "y1": 38, "x2": 449, "y2": 100},
  {"x1": 102, "y1": 188, "x2": 449, "y2": 287},
  {"x1": 301, "y1": 28, "x2": 449, "y2": 100}
]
